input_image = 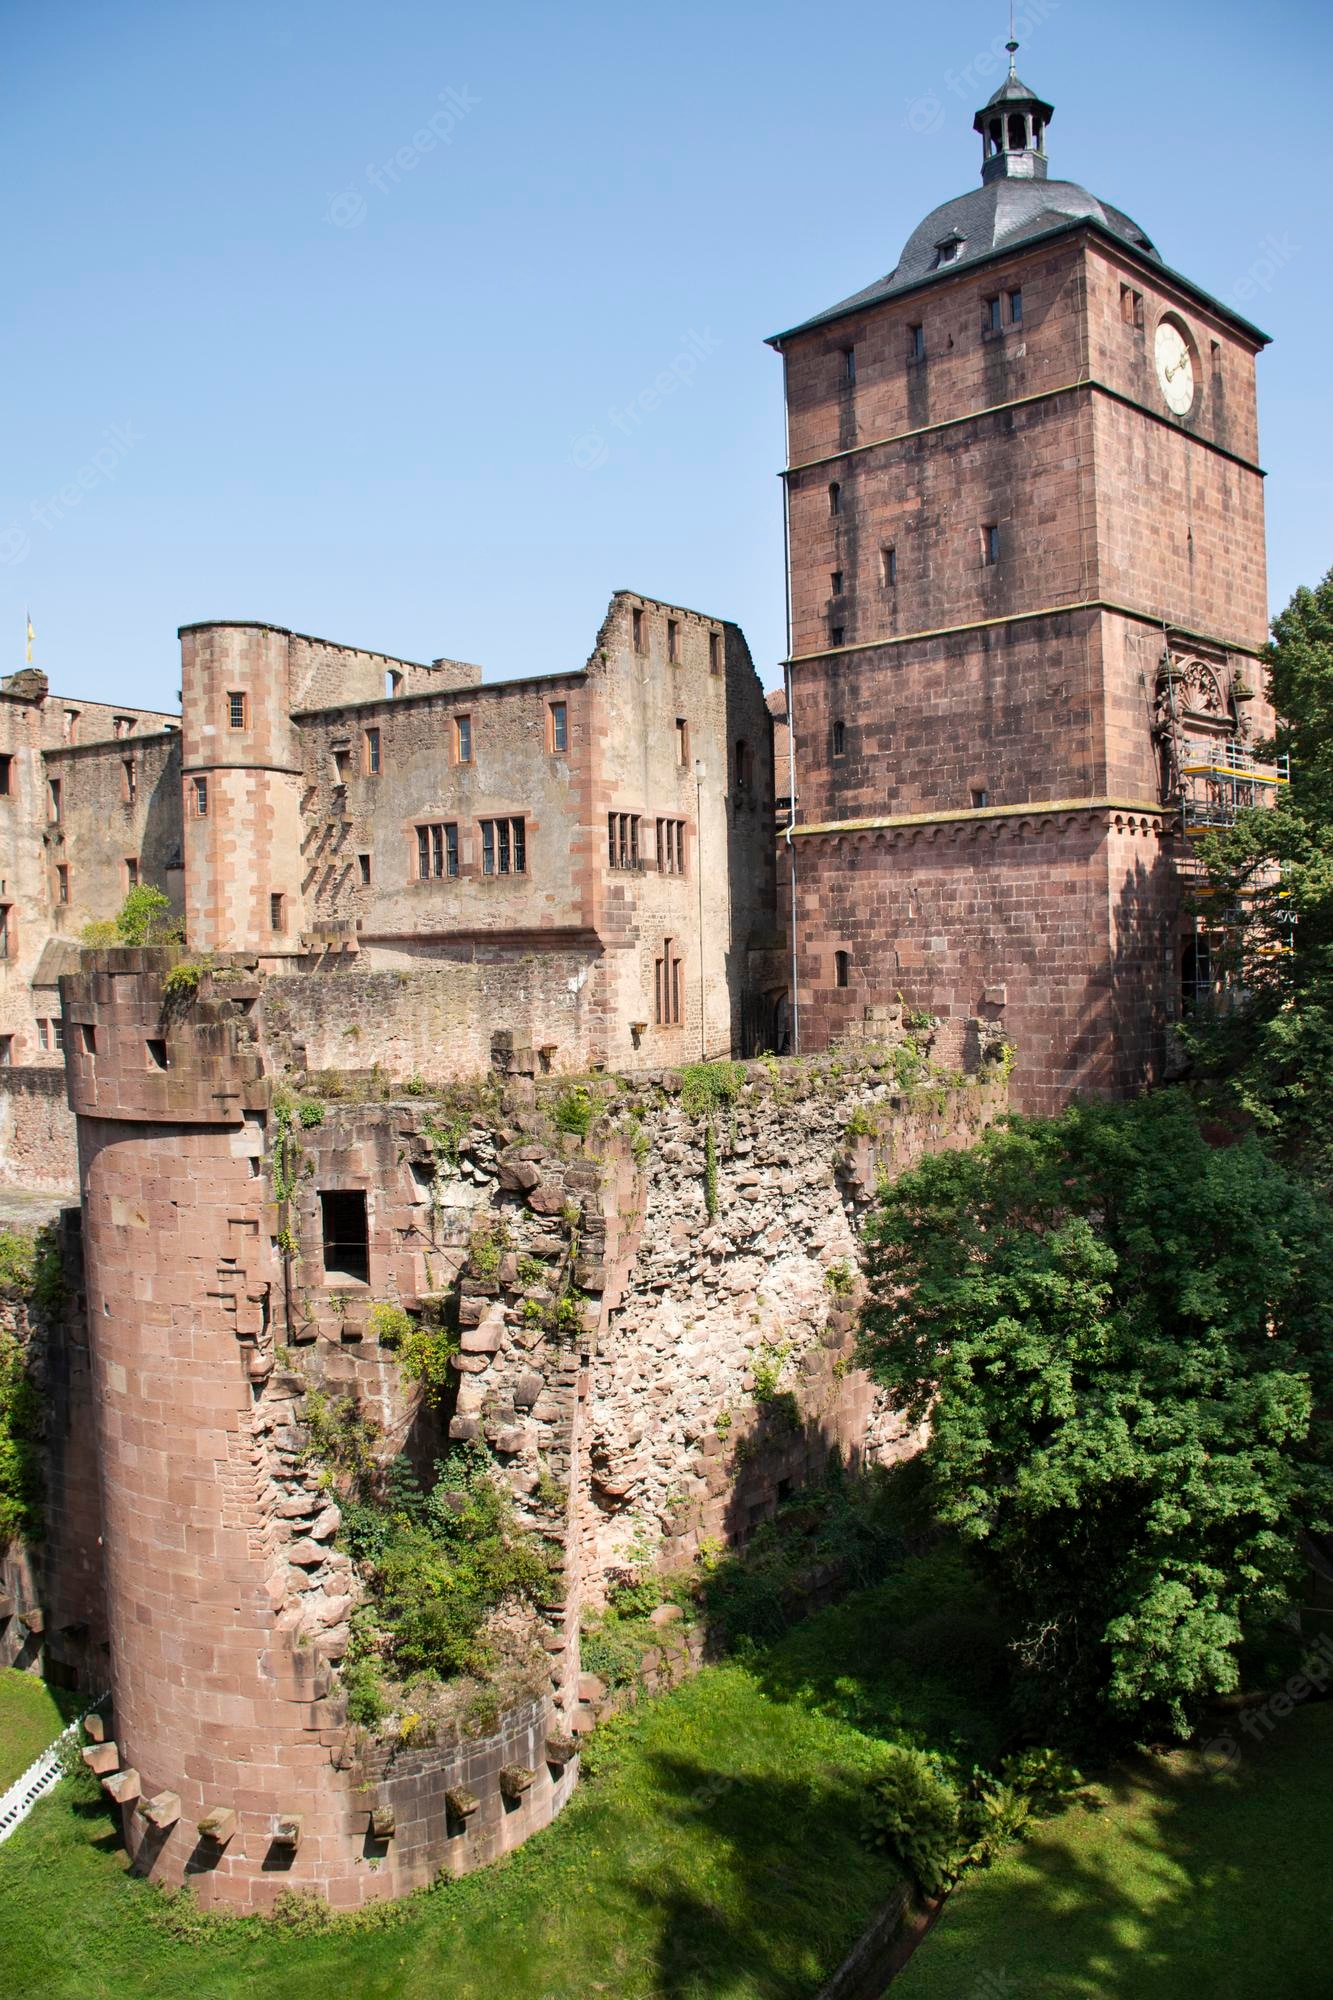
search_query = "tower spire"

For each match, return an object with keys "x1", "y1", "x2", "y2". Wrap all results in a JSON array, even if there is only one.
[
  {"x1": 1007, "y1": 0, "x2": 1018, "y2": 76},
  {"x1": 973, "y1": 45, "x2": 1053, "y2": 185}
]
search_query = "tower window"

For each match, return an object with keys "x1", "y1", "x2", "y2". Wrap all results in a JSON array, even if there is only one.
[
  {"x1": 549, "y1": 701, "x2": 568, "y2": 752},
  {"x1": 125, "y1": 857, "x2": 139, "y2": 889},
  {"x1": 828, "y1": 481, "x2": 842, "y2": 515},
  {"x1": 841, "y1": 346, "x2": 856, "y2": 384},
  {"x1": 1008, "y1": 288, "x2": 1023, "y2": 324},
  {"x1": 364, "y1": 726, "x2": 381, "y2": 774},
  {"x1": 986, "y1": 297, "x2": 1002, "y2": 333},
  {"x1": 832, "y1": 720, "x2": 846, "y2": 759},
  {"x1": 632, "y1": 607, "x2": 645, "y2": 652},
  {"x1": 675, "y1": 717, "x2": 689, "y2": 765},
  {"x1": 830, "y1": 624, "x2": 845, "y2": 647},
  {"x1": 971, "y1": 788, "x2": 990, "y2": 809},
  {"x1": 320, "y1": 1189, "x2": 369, "y2": 1285},
  {"x1": 654, "y1": 937, "x2": 683, "y2": 1026},
  {"x1": 830, "y1": 570, "x2": 843, "y2": 595},
  {"x1": 1007, "y1": 112, "x2": 1028, "y2": 149},
  {"x1": 269, "y1": 892, "x2": 285, "y2": 932},
  {"x1": 480, "y1": 817, "x2": 525, "y2": 875},
  {"x1": 228, "y1": 691, "x2": 247, "y2": 729},
  {"x1": 983, "y1": 524, "x2": 1000, "y2": 565},
  {"x1": 882, "y1": 545, "x2": 897, "y2": 587},
  {"x1": 1120, "y1": 284, "x2": 1144, "y2": 328},
  {"x1": 709, "y1": 630, "x2": 722, "y2": 675},
  {"x1": 455, "y1": 715, "x2": 472, "y2": 764},
  {"x1": 667, "y1": 619, "x2": 681, "y2": 663},
  {"x1": 834, "y1": 950, "x2": 850, "y2": 989},
  {"x1": 48, "y1": 778, "x2": 61, "y2": 822},
  {"x1": 122, "y1": 758, "x2": 137, "y2": 805},
  {"x1": 908, "y1": 324, "x2": 925, "y2": 360},
  {"x1": 193, "y1": 776, "x2": 209, "y2": 816},
  {"x1": 358, "y1": 853, "x2": 372, "y2": 885},
  {"x1": 37, "y1": 1018, "x2": 48, "y2": 1051},
  {"x1": 0, "y1": 756, "x2": 11, "y2": 796}
]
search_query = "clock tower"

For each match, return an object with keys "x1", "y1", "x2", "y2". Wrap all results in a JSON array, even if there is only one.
[{"x1": 769, "y1": 51, "x2": 1279, "y2": 1111}]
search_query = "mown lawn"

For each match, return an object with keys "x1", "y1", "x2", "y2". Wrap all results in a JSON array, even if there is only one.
[
  {"x1": 0, "y1": 1668, "x2": 82, "y2": 1790},
  {"x1": 0, "y1": 1662, "x2": 900, "y2": 2000},
  {"x1": 899, "y1": 1700, "x2": 1333, "y2": 2000}
]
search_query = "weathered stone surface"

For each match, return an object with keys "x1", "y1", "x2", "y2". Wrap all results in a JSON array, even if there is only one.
[{"x1": 198, "y1": 1806, "x2": 237, "y2": 1846}]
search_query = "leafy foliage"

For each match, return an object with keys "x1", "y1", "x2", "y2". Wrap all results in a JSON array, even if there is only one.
[
  {"x1": 679, "y1": 1060, "x2": 745, "y2": 1120},
  {"x1": 336, "y1": 1446, "x2": 558, "y2": 1692},
  {"x1": 81, "y1": 884, "x2": 181, "y2": 949},
  {"x1": 0, "y1": 1328, "x2": 41, "y2": 1547},
  {"x1": 858, "y1": 1092, "x2": 1333, "y2": 1740},
  {"x1": 552, "y1": 1086, "x2": 595, "y2": 1138},
  {"x1": 861, "y1": 1740, "x2": 1083, "y2": 1897},
  {"x1": 1189, "y1": 568, "x2": 1333, "y2": 1186},
  {"x1": 367, "y1": 1301, "x2": 458, "y2": 1403}
]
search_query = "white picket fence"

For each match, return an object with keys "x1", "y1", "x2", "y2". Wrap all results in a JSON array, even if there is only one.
[{"x1": 0, "y1": 1695, "x2": 108, "y2": 1845}]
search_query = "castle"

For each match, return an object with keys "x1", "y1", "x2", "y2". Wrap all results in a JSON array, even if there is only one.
[{"x1": 0, "y1": 54, "x2": 1279, "y2": 1908}]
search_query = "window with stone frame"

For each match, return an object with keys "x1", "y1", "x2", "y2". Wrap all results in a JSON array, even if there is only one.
[
  {"x1": 480, "y1": 816, "x2": 525, "y2": 876},
  {"x1": 607, "y1": 812, "x2": 642, "y2": 870},
  {"x1": 416, "y1": 821, "x2": 459, "y2": 879},
  {"x1": 655, "y1": 937, "x2": 683, "y2": 1027},
  {"x1": 364, "y1": 726, "x2": 381, "y2": 775},
  {"x1": 193, "y1": 775, "x2": 209, "y2": 817},
  {"x1": 655, "y1": 817, "x2": 686, "y2": 875},
  {"x1": 549, "y1": 701, "x2": 568, "y2": 753},
  {"x1": 228, "y1": 690, "x2": 247, "y2": 729}
]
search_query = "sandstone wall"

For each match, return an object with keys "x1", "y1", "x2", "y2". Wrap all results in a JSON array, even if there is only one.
[{"x1": 0, "y1": 1071, "x2": 78, "y2": 1191}]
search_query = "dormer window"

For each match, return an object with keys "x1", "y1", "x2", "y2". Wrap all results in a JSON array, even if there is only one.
[{"x1": 934, "y1": 232, "x2": 965, "y2": 268}]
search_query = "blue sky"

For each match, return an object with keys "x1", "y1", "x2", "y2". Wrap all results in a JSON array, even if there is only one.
[{"x1": 3, "y1": 0, "x2": 1329, "y2": 709}]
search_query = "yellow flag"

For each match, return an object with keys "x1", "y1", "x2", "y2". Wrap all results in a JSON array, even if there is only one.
[{"x1": 25, "y1": 614, "x2": 33, "y2": 664}]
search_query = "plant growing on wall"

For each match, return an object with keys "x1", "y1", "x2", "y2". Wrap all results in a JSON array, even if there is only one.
[
  {"x1": 368, "y1": 1300, "x2": 459, "y2": 1404},
  {"x1": 81, "y1": 884, "x2": 182, "y2": 949},
  {"x1": 0, "y1": 1325, "x2": 42, "y2": 1547}
]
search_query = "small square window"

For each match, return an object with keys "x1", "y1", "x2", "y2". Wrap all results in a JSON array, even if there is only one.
[
  {"x1": 882, "y1": 545, "x2": 897, "y2": 587},
  {"x1": 358, "y1": 853, "x2": 372, "y2": 885},
  {"x1": 80, "y1": 1023, "x2": 96, "y2": 1055},
  {"x1": 1120, "y1": 283, "x2": 1144, "y2": 328},
  {"x1": 364, "y1": 726, "x2": 381, "y2": 775},
  {"x1": 667, "y1": 619, "x2": 681, "y2": 664},
  {"x1": 986, "y1": 297, "x2": 1002, "y2": 333},
  {"x1": 146, "y1": 1036, "x2": 167, "y2": 1070},
  {"x1": 909, "y1": 324, "x2": 925, "y2": 360},
  {"x1": 709, "y1": 630, "x2": 722, "y2": 675},
  {"x1": 983, "y1": 524, "x2": 1000, "y2": 565},
  {"x1": 830, "y1": 570, "x2": 843, "y2": 596},
  {"x1": 550, "y1": 701, "x2": 568, "y2": 753},
  {"x1": 632, "y1": 607, "x2": 645, "y2": 652},
  {"x1": 971, "y1": 788, "x2": 990, "y2": 809},
  {"x1": 455, "y1": 715, "x2": 472, "y2": 764},
  {"x1": 228, "y1": 691, "x2": 247, "y2": 729},
  {"x1": 1008, "y1": 288, "x2": 1023, "y2": 325}
]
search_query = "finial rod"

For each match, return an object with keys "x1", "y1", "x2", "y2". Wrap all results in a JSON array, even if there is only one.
[{"x1": 1007, "y1": 0, "x2": 1018, "y2": 74}]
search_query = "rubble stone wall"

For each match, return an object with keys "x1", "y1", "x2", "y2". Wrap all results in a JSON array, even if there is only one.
[{"x1": 0, "y1": 1070, "x2": 78, "y2": 1190}]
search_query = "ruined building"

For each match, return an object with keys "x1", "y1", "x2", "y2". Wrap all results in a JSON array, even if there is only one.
[{"x1": 771, "y1": 57, "x2": 1279, "y2": 1110}]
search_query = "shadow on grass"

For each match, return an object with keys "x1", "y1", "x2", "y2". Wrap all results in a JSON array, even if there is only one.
[{"x1": 619, "y1": 1747, "x2": 896, "y2": 2000}]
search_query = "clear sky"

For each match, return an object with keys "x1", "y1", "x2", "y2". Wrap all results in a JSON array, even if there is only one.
[{"x1": 4, "y1": 0, "x2": 1330, "y2": 710}]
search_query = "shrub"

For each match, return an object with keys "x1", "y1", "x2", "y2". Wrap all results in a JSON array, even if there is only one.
[
  {"x1": 161, "y1": 960, "x2": 203, "y2": 1002},
  {"x1": 82, "y1": 884, "x2": 181, "y2": 950},
  {"x1": 679, "y1": 1060, "x2": 745, "y2": 1120},
  {"x1": 0, "y1": 1327, "x2": 42, "y2": 1547},
  {"x1": 750, "y1": 1340, "x2": 790, "y2": 1401},
  {"x1": 553, "y1": 1086, "x2": 595, "y2": 1138},
  {"x1": 369, "y1": 1302, "x2": 457, "y2": 1404},
  {"x1": 298, "y1": 1100, "x2": 325, "y2": 1129},
  {"x1": 862, "y1": 1746, "x2": 962, "y2": 1897}
]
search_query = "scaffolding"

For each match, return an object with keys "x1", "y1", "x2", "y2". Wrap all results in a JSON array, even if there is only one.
[{"x1": 1177, "y1": 737, "x2": 1288, "y2": 833}]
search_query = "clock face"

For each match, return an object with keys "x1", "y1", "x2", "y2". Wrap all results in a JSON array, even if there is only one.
[{"x1": 1155, "y1": 318, "x2": 1195, "y2": 415}]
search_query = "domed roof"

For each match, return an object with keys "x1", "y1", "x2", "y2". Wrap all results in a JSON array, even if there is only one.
[{"x1": 769, "y1": 54, "x2": 1162, "y2": 343}]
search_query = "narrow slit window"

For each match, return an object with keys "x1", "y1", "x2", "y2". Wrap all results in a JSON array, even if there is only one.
[
  {"x1": 834, "y1": 951, "x2": 850, "y2": 989},
  {"x1": 1008, "y1": 288, "x2": 1023, "y2": 325},
  {"x1": 0, "y1": 907, "x2": 10, "y2": 958},
  {"x1": 269, "y1": 892, "x2": 285, "y2": 932},
  {"x1": 455, "y1": 715, "x2": 472, "y2": 764},
  {"x1": 675, "y1": 717, "x2": 689, "y2": 765},
  {"x1": 123, "y1": 758, "x2": 137, "y2": 805},
  {"x1": 667, "y1": 619, "x2": 680, "y2": 664},
  {"x1": 146, "y1": 1037, "x2": 167, "y2": 1070},
  {"x1": 37, "y1": 1018, "x2": 48, "y2": 1051},
  {"x1": 550, "y1": 701, "x2": 568, "y2": 753},
  {"x1": 364, "y1": 726, "x2": 381, "y2": 775},
  {"x1": 909, "y1": 324, "x2": 924, "y2": 360},
  {"x1": 193, "y1": 776, "x2": 209, "y2": 817},
  {"x1": 841, "y1": 345, "x2": 856, "y2": 384},
  {"x1": 0, "y1": 755, "x2": 11, "y2": 797},
  {"x1": 358, "y1": 853, "x2": 372, "y2": 885},
  {"x1": 125, "y1": 857, "x2": 139, "y2": 889},
  {"x1": 830, "y1": 570, "x2": 843, "y2": 595},
  {"x1": 632, "y1": 607, "x2": 645, "y2": 652},
  {"x1": 48, "y1": 778, "x2": 61, "y2": 822},
  {"x1": 734, "y1": 739, "x2": 751, "y2": 792},
  {"x1": 983, "y1": 524, "x2": 1000, "y2": 565},
  {"x1": 709, "y1": 631, "x2": 722, "y2": 675},
  {"x1": 333, "y1": 746, "x2": 350, "y2": 783},
  {"x1": 80, "y1": 1024, "x2": 96, "y2": 1054},
  {"x1": 882, "y1": 545, "x2": 897, "y2": 587},
  {"x1": 832, "y1": 720, "x2": 846, "y2": 758},
  {"x1": 56, "y1": 864, "x2": 69, "y2": 903},
  {"x1": 986, "y1": 297, "x2": 1002, "y2": 333},
  {"x1": 830, "y1": 624, "x2": 845, "y2": 647},
  {"x1": 320, "y1": 1189, "x2": 369, "y2": 1285},
  {"x1": 828, "y1": 481, "x2": 841, "y2": 515}
]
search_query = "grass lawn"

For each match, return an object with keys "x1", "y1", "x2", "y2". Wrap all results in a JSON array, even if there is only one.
[
  {"x1": 898, "y1": 1700, "x2": 1333, "y2": 2000},
  {"x1": 0, "y1": 1668, "x2": 83, "y2": 1791},
  {"x1": 0, "y1": 1662, "x2": 901, "y2": 2000}
]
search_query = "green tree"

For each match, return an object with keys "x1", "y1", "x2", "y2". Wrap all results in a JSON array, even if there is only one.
[
  {"x1": 81, "y1": 884, "x2": 181, "y2": 949},
  {"x1": 1189, "y1": 567, "x2": 1333, "y2": 1183},
  {"x1": 857, "y1": 1093, "x2": 1333, "y2": 1741}
]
